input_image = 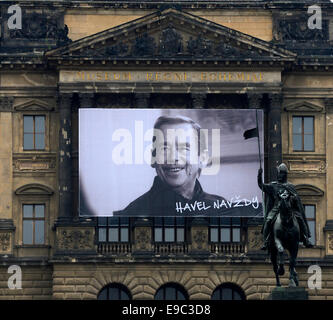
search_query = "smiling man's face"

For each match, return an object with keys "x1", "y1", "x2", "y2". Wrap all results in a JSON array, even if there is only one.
[{"x1": 153, "y1": 122, "x2": 204, "y2": 199}]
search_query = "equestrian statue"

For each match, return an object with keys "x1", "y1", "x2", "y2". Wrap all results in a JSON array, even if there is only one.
[{"x1": 257, "y1": 163, "x2": 313, "y2": 287}]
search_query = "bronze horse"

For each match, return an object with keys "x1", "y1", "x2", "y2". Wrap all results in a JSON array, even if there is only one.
[{"x1": 269, "y1": 189, "x2": 300, "y2": 287}]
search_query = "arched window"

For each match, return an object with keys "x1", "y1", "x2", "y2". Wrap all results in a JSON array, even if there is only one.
[
  {"x1": 211, "y1": 283, "x2": 246, "y2": 300},
  {"x1": 97, "y1": 283, "x2": 132, "y2": 300},
  {"x1": 154, "y1": 283, "x2": 188, "y2": 300}
]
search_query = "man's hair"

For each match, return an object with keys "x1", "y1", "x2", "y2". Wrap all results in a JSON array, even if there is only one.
[{"x1": 153, "y1": 115, "x2": 208, "y2": 154}]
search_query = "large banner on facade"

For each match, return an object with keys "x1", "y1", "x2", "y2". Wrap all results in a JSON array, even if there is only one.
[{"x1": 79, "y1": 109, "x2": 264, "y2": 217}]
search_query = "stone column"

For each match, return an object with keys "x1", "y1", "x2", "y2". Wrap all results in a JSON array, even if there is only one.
[
  {"x1": 247, "y1": 93, "x2": 262, "y2": 109},
  {"x1": 134, "y1": 93, "x2": 150, "y2": 108},
  {"x1": 267, "y1": 93, "x2": 282, "y2": 181},
  {"x1": 0, "y1": 97, "x2": 15, "y2": 256},
  {"x1": 79, "y1": 93, "x2": 95, "y2": 109},
  {"x1": 191, "y1": 93, "x2": 206, "y2": 109},
  {"x1": 58, "y1": 94, "x2": 73, "y2": 219},
  {"x1": 324, "y1": 99, "x2": 333, "y2": 256}
]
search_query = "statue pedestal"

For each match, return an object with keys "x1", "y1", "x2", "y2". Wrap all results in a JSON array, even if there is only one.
[{"x1": 270, "y1": 287, "x2": 308, "y2": 300}]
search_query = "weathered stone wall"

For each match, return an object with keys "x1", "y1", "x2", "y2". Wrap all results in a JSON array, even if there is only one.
[
  {"x1": 51, "y1": 263, "x2": 333, "y2": 300},
  {"x1": 0, "y1": 266, "x2": 53, "y2": 300},
  {"x1": 65, "y1": 9, "x2": 272, "y2": 41}
]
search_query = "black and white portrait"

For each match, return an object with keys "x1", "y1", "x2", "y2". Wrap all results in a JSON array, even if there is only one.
[{"x1": 79, "y1": 109, "x2": 264, "y2": 217}]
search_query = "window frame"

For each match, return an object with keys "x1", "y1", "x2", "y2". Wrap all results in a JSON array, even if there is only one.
[
  {"x1": 22, "y1": 203, "x2": 46, "y2": 246},
  {"x1": 292, "y1": 115, "x2": 315, "y2": 152},
  {"x1": 211, "y1": 283, "x2": 246, "y2": 300},
  {"x1": 23, "y1": 115, "x2": 46, "y2": 151},
  {"x1": 154, "y1": 283, "x2": 189, "y2": 300},
  {"x1": 303, "y1": 204, "x2": 316, "y2": 246},
  {"x1": 153, "y1": 217, "x2": 186, "y2": 243},
  {"x1": 97, "y1": 283, "x2": 132, "y2": 300},
  {"x1": 208, "y1": 217, "x2": 244, "y2": 243},
  {"x1": 97, "y1": 217, "x2": 130, "y2": 243}
]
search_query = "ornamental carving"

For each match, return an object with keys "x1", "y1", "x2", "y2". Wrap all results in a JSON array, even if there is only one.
[
  {"x1": 275, "y1": 19, "x2": 329, "y2": 42},
  {"x1": 248, "y1": 229, "x2": 263, "y2": 251},
  {"x1": 328, "y1": 234, "x2": 333, "y2": 251},
  {"x1": 10, "y1": 12, "x2": 71, "y2": 45},
  {"x1": 158, "y1": 24, "x2": 183, "y2": 57},
  {"x1": 74, "y1": 24, "x2": 266, "y2": 59},
  {"x1": 57, "y1": 229, "x2": 93, "y2": 251},
  {"x1": 131, "y1": 33, "x2": 156, "y2": 57},
  {"x1": 192, "y1": 229, "x2": 208, "y2": 250},
  {"x1": 187, "y1": 33, "x2": 214, "y2": 57},
  {"x1": 0, "y1": 97, "x2": 14, "y2": 112},
  {"x1": 0, "y1": 233, "x2": 11, "y2": 252},
  {"x1": 134, "y1": 228, "x2": 151, "y2": 251}
]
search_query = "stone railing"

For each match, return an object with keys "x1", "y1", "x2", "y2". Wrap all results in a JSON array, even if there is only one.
[
  {"x1": 97, "y1": 242, "x2": 132, "y2": 255},
  {"x1": 210, "y1": 242, "x2": 246, "y2": 255},
  {"x1": 154, "y1": 243, "x2": 189, "y2": 255}
]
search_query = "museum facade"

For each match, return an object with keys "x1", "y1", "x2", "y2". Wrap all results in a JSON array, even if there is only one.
[{"x1": 1, "y1": 1, "x2": 333, "y2": 300}]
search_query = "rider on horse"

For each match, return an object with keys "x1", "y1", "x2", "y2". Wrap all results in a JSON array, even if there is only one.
[{"x1": 258, "y1": 163, "x2": 313, "y2": 251}]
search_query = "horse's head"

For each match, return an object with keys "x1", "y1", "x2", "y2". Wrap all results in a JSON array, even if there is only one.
[{"x1": 278, "y1": 189, "x2": 295, "y2": 224}]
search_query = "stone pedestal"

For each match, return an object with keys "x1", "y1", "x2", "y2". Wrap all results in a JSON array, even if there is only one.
[{"x1": 270, "y1": 287, "x2": 308, "y2": 300}]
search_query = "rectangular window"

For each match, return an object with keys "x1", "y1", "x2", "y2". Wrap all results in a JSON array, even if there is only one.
[
  {"x1": 304, "y1": 205, "x2": 316, "y2": 246},
  {"x1": 209, "y1": 217, "x2": 242, "y2": 243},
  {"x1": 22, "y1": 204, "x2": 45, "y2": 245},
  {"x1": 153, "y1": 217, "x2": 185, "y2": 242},
  {"x1": 292, "y1": 116, "x2": 314, "y2": 151},
  {"x1": 23, "y1": 115, "x2": 45, "y2": 150},
  {"x1": 97, "y1": 217, "x2": 130, "y2": 242}
]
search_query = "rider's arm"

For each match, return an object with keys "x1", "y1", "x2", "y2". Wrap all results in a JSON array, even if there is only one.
[{"x1": 257, "y1": 168, "x2": 273, "y2": 194}]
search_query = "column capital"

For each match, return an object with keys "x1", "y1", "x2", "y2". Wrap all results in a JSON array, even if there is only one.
[
  {"x1": 325, "y1": 98, "x2": 333, "y2": 112},
  {"x1": 79, "y1": 93, "x2": 95, "y2": 108},
  {"x1": 247, "y1": 93, "x2": 263, "y2": 109},
  {"x1": 191, "y1": 93, "x2": 207, "y2": 109},
  {"x1": 134, "y1": 93, "x2": 150, "y2": 108},
  {"x1": 57, "y1": 93, "x2": 73, "y2": 110},
  {"x1": 267, "y1": 93, "x2": 283, "y2": 107},
  {"x1": 0, "y1": 96, "x2": 14, "y2": 112}
]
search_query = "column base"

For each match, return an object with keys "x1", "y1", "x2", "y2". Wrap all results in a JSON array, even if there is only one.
[{"x1": 270, "y1": 287, "x2": 308, "y2": 300}]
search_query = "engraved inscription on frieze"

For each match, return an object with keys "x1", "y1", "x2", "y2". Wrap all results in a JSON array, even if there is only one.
[{"x1": 60, "y1": 70, "x2": 281, "y2": 84}]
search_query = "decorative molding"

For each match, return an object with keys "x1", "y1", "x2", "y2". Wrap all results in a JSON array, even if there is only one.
[
  {"x1": 0, "y1": 232, "x2": 11, "y2": 253},
  {"x1": 14, "y1": 99, "x2": 54, "y2": 112},
  {"x1": 284, "y1": 101, "x2": 324, "y2": 113},
  {"x1": 56, "y1": 227, "x2": 94, "y2": 251},
  {"x1": 13, "y1": 153, "x2": 56, "y2": 173},
  {"x1": 327, "y1": 232, "x2": 333, "y2": 255},
  {"x1": 274, "y1": 19, "x2": 329, "y2": 42},
  {"x1": 247, "y1": 227, "x2": 263, "y2": 251},
  {"x1": 15, "y1": 183, "x2": 54, "y2": 196},
  {"x1": 9, "y1": 11, "x2": 71, "y2": 46},
  {"x1": 288, "y1": 159, "x2": 326, "y2": 173},
  {"x1": 46, "y1": 9, "x2": 295, "y2": 63},
  {"x1": 294, "y1": 184, "x2": 324, "y2": 197},
  {"x1": 0, "y1": 97, "x2": 14, "y2": 112},
  {"x1": 133, "y1": 227, "x2": 152, "y2": 252},
  {"x1": 191, "y1": 226, "x2": 209, "y2": 252}
]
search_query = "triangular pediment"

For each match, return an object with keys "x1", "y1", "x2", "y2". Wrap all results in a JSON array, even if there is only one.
[
  {"x1": 284, "y1": 101, "x2": 324, "y2": 112},
  {"x1": 14, "y1": 99, "x2": 54, "y2": 111},
  {"x1": 46, "y1": 9, "x2": 296, "y2": 63}
]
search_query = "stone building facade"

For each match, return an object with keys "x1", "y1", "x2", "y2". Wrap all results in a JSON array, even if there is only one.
[{"x1": 1, "y1": 0, "x2": 333, "y2": 300}]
